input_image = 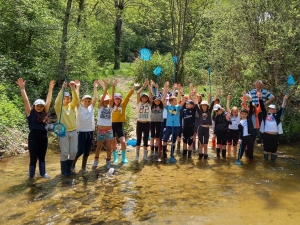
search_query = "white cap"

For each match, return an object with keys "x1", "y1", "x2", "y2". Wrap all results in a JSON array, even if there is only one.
[
  {"x1": 213, "y1": 104, "x2": 221, "y2": 111},
  {"x1": 33, "y1": 99, "x2": 46, "y2": 106},
  {"x1": 200, "y1": 100, "x2": 209, "y2": 105},
  {"x1": 268, "y1": 104, "x2": 276, "y2": 109},
  {"x1": 82, "y1": 95, "x2": 92, "y2": 100}
]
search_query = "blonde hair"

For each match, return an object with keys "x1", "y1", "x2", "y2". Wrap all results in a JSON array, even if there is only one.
[{"x1": 231, "y1": 106, "x2": 239, "y2": 116}]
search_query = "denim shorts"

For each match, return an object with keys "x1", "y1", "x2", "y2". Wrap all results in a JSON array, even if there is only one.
[{"x1": 97, "y1": 129, "x2": 114, "y2": 141}]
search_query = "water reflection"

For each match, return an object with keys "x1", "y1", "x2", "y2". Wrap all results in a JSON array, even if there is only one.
[{"x1": 0, "y1": 144, "x2": 299, "y2": 224}]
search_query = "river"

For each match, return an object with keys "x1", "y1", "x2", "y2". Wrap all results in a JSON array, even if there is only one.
[{"x1": 0, "y1": 143, "x2": 299, "y2": 225}]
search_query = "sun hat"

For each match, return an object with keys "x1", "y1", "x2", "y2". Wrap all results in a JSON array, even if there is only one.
[
  {"x1": 33, "y1": 99, "x2": 46, "y2": 106},
  {"x1": 82, "y1": 95, "x2": 92, "y2": 100},
  {"x1": 100, "y1": 94, "x2": 110, "y2": 101},
  {"x1": 200, "y1": 100, "x2": 209, "y2": 105},
  {"x1": 140, "y1": 93, "x2": 149, "y2": 98},
  {"x1": 213, "y1": 104, "x2": 221, "y2": 111},
  {"x1": 186, "y1": 100, "x2": 194, "y2": 105},
  {"x1": 114, "y1": 93, "x2": 122, "y2": 100},
  {"x1": 268, "y1": 104, "x2": 276, "y2": 109}
]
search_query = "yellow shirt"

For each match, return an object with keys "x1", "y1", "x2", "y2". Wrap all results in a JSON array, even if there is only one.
[
  {"x1": 54, "y1": 90, "x2": 79, "y2": 131},
  {"x1": 111, "y1": 89, "x2": 134, "y2": 123}
]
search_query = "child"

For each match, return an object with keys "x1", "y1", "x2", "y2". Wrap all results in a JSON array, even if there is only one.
[
  {"x1": 226, "y1": 95, "x2": 240, "y2": 157},
  {"x1": 135, "y1": 79, "x2": 152, "y2": 161},
  {"x1": 16, "y1": 78, "x2": 55, "y2": 179},
  {"x1": 71, "y1": 80, "x2": 98, "y2": 172},
  {"x1": 161, "y1": 82, "x2": 186, "y2": 159},
  {"x1": 238, "y1": 108, "x2": 255, "y2": 162},
  {"x1": 55, "y1": 80, "x2": 79, "y2": 176},
  {"x1": 213, "y1": 104, "x2": 231, "y2": 158},
  {"x1": 197, "y1": 96, "x2": 213, "y2": 160},
  {"x1": 182, "y1": 99, "x2": 201, "y2": 158},
  {"x1": 260, "y1": 93, "x2": 288, "y2": 161},
  {"x1": 111, "y1": 82, "x2": 139, "y2": 164},
  {"x1": 192, "y1": 93, "x2": 203, "y2": 152},
  {"x1": 150, "y1": 95, "x2": 164, "y2": 157},
  {"x1": 93, "y1": 79, "x2": 116, "y2": 169}
]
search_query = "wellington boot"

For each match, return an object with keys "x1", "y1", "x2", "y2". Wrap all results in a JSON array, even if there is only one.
[
  {"x1": 71, "y1": 156, "x2": 79, "y2": 170},
  {"x1": 204, "y1": 154, "x2": 208, "y2": 160},
  {"x1": 271, "y1": 154, "x2": 277, "y2": 161},
  {"x1": 81, "y1": 156, "x2": 88, "y2": 171},
  {"x1": 198, "y1": 153, "x2": 204, "y2": 160},
  {"x1": 264, "y1": 153, "x2": 269, "y2": 160},
  {"x1": 222, "y1": 149, "x2": 227, "y2": 159},
  {"x1": 121, "y1": 150, "x2": 129, "y2": 163},
  {"x1": 216, "y1": 148, "x2": 221, "y2": 158},
  {"x1": 182, "y1": 150, "x2": 188, "y2": 157},
  {"x1": 29, "y1": 165, "x2": 36, "y2": 179},
  {"x1": 113, "y1": 151, "x2": 118, "y2": 164},
  {"x1": 187, "y1": 150, "x2": 192, "y2": 158},
  {"x1": 39, "y1": 162, "x2": 50, "y2": 178}
]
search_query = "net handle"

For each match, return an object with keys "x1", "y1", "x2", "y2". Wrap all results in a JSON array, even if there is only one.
[{"x1": 58, "y1": 77, "x2": 67, "y2": 123}]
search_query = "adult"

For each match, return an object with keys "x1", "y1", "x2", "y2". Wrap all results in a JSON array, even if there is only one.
[{"x1": 248, "y1": 80, "x2": 275, "y2": 106}]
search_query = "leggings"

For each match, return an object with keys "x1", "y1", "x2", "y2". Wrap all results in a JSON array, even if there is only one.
[
  {"x1": 150, "y1": 121, "x2": 162, "y2": 138},
  {"x1": 240, "y1": 135, "x2": 255, "y2": 160},
  {"x1": 136, "y1": 121, "x2": 150, "y2": 146},
  {"x1": 198, "y1": 126, "x2": 210, "y2": 144},
  {"x1": 28, "y1": 130, "x2": 48, "y2": 166}
]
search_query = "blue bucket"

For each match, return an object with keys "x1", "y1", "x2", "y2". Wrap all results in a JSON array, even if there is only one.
[{"x1": 127, "y1": 139, "x2": 137, "y2": 147}]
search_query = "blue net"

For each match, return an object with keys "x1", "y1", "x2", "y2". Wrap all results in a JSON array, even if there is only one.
[
  {"x1": 140, "y1": 48, "x2": 151, "y2": 61},
  {"x1": 153, "y1": 66, "x2": 162, "y2": 76},
  {"x1": 288, "y1": 74, "x2": 295, "y2": 86},
  {"x1": 53, "y1": 123, "x2": 66, "y2": 138},
  {"x1": 172, "y1": 55, "x2": 178, "y2": 63}
]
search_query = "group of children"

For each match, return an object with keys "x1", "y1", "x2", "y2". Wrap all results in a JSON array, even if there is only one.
[{"x1": 16, "y1": 78, "x2": 288, "y2": 179}]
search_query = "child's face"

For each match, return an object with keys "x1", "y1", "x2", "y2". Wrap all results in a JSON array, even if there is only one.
[
  {"x1": 114, "y1": 98, "x2": 121, "y2": 106},
  {"x1": 170, "y1": 98, "x2": 177, "y2": 106},
  {"x1": 154, "y1": 99, "x2": 161, "y2": 105},
  {"x1": 185, "y1": 103, "x2": 194, "y2": 109},
  {"x1": 82, "y1": 98, "x2": 92, "y2": 108},
  {"x1": 201, "y1": 104, "x2": 208, "y2": 110},
  {"x1": 103, "y1": 100, "x2": 109, "y2": 107},
  {"x1": 268, "y1": 108, "x2": 276, "y2": 114},
  {"x1": 141, "y1": 96, "x2": 148, "y2": 103},
  {"x1": 34, "y1": 104, "x2": 45, "y2": 112},
  {"x1": 240, "y1": 112, "x2": 248, "y2": 119},
  {"x1": 232, "y1": 109, "x2": 238, "y2": 117},
  {"x1": 63, "y1": 96, "x2": 71, "y2": 106},
  {"x1": 214, "y1": 109, "x2": 222, "y2": 115}
]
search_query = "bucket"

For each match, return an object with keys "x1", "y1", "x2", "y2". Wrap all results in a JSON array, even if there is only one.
[{"x1": 127, "y1": 139, "x2": 137, "y2": 147}]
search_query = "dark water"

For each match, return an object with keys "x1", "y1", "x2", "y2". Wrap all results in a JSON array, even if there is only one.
[{"x1": 0, "y1": 143, "x2": 300, "y2": 225}]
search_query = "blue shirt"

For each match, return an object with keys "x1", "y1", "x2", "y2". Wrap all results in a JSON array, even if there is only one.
[
  {"x1": 165, "y1": 105, "x2": 182, "y2": 127},
  {"x1": 248, "y1": 88, "x2": 274, "y2": 105}
]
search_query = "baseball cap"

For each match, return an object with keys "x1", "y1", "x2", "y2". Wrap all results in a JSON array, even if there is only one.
[
  {"x1": 213, "y1": 104, "x2": 221, "y2": 111},
  {"x1": 186, "y1": 100, "x2": 194, "y2": 105},
  {"x1": 82, "y1": 95, "x2": 92, "y2": 100},
  {"x1": 33, "y1": 99, "x2": 46, "y2": 106},
  {"x1": 64, "y1": 92, "x2": 71, "y2": 97},
  {"x1": 268, "y1": 104, "x2": 276, "y2": 109},
  {"x1": 114, "y1": 93, "x2": 122, "y2": 99}
]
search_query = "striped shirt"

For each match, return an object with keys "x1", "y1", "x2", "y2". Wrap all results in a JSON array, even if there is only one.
[{"x1": 248, "y1": 89, "x2": 274, "y2": 105}]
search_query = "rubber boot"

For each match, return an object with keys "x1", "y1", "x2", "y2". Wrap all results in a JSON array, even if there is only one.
[
  {"x1": 264, "y1": 153, "x2": 269, "y2": 160},
  {"x1": 212, "y1": 139, "x2": 216, "y2": 151},
  {"x1": 222, "y1": 149, "x2": 227, "y2": 159},
  {"x1": 143, "y1": 150, "x2": 149, "y2": 160},
  {"x1": 106, "y1": 159, "x2": 111, "y2": 169},
  {"x1": 135, "y1": 149, "x2": 140, "y2": 161},
  {"x1": 29, "y1": 165, "x2": 36, "y2": 179},
  {"x1": 187, "y1": 150, "x2": 192, "y2": 158},
  {"x1": 162, "y1": 147, "x2": 167, "y2": 159},
  {"x1": 81, "y1": 156, "x2": 88, "y2": 171},
  {"x1": 71, "y1": 155, "x2": 79, "y2": 170},
  {"x1": 204, "y1": 154, "x2": 208, "y2": 160},
  {"x1": 113, "y1": 151, "x2": 118, "y2": 164},
  {"x1": 121, "y1": 150, "x2": 129, "y2": 163},
  {"x1": 271, "y1": 154, "x2": 277, "y2": 161},
  {"x1": 39, "y1": 162, "x2": 50, "y2": 178},
  {"x1": 198, "y1": 153, "x2": 204, "y2": 160},
  {"x1": 177, "y1": 141, "x2": 181, "y2": 151},
  {"x1": 216, "y1": 148, "x2": 221, "y2": 158},
  {"x1": 182, "y1": 150, "x2": 188, "y2": 157},
  {"x1": 60, "y1": 161, "x2": 68, "y2": 176},
  {"x1": 66, "y1": 160, "x2": 75, "y2": 176}
]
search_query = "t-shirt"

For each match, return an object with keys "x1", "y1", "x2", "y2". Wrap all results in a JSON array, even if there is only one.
[
  {"x1": 77, "y1": 105, "x2": 95, "y2": 132},
  {"x1": 182, "y1": 107, "x2": 196, "y2": 128},
  {"x1": 27, "y1": 109, "x2": 47, "y2": 131},
  {"x1": 229, "y1": 114, "x2": 240, "y2": 130},
  {"x1": 240, "y1": 119, "x2": 249, "y2": 136},
  {"x1": 97, "y1": 106, "x2": 112, "y2": 126},
  {"x1": 137, "y1": 102, "x2": 151, "y2": 122},
  {"x1": 112, "y1": 90, "x2": 134, "y2": 122},
  {"x1": 165, "y1": 105, "x2": 182, "y2": 127},
  {"x1": 151, "y1": 105, "x2": 164, "y2": 122}
]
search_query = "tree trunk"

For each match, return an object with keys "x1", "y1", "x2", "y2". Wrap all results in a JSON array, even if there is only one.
[
  {"x1": 58, "y1": 0, "x2": 73, "y2": 83},
  {"x1": 113, "y1": 0, "x2": 124, "y2": 70}
]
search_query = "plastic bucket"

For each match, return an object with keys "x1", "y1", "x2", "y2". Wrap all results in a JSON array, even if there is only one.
[{"x1": 127, "y1": 139, "x2": 137, "y2": 147}]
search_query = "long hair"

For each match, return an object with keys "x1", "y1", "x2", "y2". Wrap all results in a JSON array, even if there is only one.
[
  {"x1": 151, "y1": 99, "x2": 164, "y2": 110},
  {"x1": 32, "y1": 106, "x2": 49, "y2": 124}
]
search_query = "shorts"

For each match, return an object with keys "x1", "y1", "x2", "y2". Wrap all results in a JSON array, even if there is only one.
[
  {"x1": 162, "y1": 126, "x2": 180, "y2": 143},
  {"x1": 97, "y1": 129, "x2": 114, "y2": 142},
  {"x1": 112, "y1": 122, "x2": 124, "y2": 138},
  {"x1": 182, "y1": 126, "x2": 194, "y2": 145},
  {"x1": 227, "y1": 129, "x2": 239, "y2": 146},
  {"x1": 215, "y1": 131, "x2": 228, "y2": 145}
]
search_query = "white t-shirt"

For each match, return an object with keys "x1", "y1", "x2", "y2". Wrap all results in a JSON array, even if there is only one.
[
  {"x1": 229, "y1": 114, "x2": 240, "y2": 130},
  {"x1": 240, "y1": 119, "x2": 249, "y2": 136},
  {"x1": 137, "y1": 102, "x2": 151, "y2": 122},
  {"x1": 97, "y1": 106, "x2": 112, "y2": 126},
  {"x1": 77, "y1": 105, "x2": 95, "y2": 132},
  {"x1": 264, "y1": 114, "x2": 278, "y2": 132}
]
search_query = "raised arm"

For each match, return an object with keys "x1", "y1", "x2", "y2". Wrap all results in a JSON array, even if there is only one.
[
  {"x1": 69, "y1": 81, "x2": 79, "y2": 109},
  {"x1": 161, "y1": 82, "x2": 169, "y2": 107},
  {"x1": 179, "y1": 87, "x2": 186, "y2": 107},
  {"x1": 45, "y1": 80, "x2": 55, "y2": 113},
  {"x1": 16, "y1": 78, "x2": 31, "y2": 117},
  {"x1": 98, "y1": 79, "x2": 109, "y2": 108},
  {"x1": 110, "y1": 79, "x2": 117, "y2": 107},
  {"x1": 74, "y1": 79, "x2": 80, "y2": 108},
  {"x1": 92, "y1": 80, "x2": 98, "y2": 107},
  {"x1": 226, "y1": 95, "x2": 231, "y2": 113},
  {"x1": 148, "y1": 81, "x2": 153, "y2": 103}
]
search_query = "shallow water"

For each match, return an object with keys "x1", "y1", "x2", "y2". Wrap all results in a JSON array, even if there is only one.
[{"x1": 0, "y1": 144, "x2": 300, "y2": 225}]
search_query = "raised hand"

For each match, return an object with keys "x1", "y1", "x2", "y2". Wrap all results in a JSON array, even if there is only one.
[
  {"x1": 144, "y1": 78, "x2": 149, "y2": 86},
  {"x1": 74, "y1": 79, "x2": 80, "y2": 88},
  {"x1": 98, "y1": 80, "x2": 105, "y2": 89},
  {"x1": 112, "y1": 79, "x2": 118, "y2": 87},
  {"x1": 94, "y1": 80, "x2": 99, "y2": 88},
  {"x1": 49, "y1": 80, "x2": 56, "y2": 89},
  {"x1": 164, "y1": 81, "x2": 169, "y2": 89},
  {"x1": 69, "y1": 81, "x2": 76, "y2": 90},
  {"x1": 132, "y1": 83, "x2": 140, "y2": 90},
  {"x1": 227, "y1": 95, "x2": 231, "y2": 100},
  {"x1": 105, "y1": 78, "x2": 110, "y2": 87},
  {"x1": 62, "y1": 82, "x2": 68, "y2": 89},
  {"x1": 16, "y1": 78, "x2": 26, "y2": 89}
]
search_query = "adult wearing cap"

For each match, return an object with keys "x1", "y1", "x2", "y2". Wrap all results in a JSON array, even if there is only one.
[
  {"x1": 213, "y1": 104, "x2": 232, "y2": 158},
  {"x1": 248, "y1": 80, "x2": 275, "y2": 106},
  {"x1": 71, "y1": 80, "x2": 98, "y2": 172},
  {"x1": 16, "y1": 78, "x2": 55, "y2": 179},
  {"x1": 55, "y1": 80, "x2": 79, "y2": 176},
  {"x1": 111, "y1": 82, "x2": 140, "y2": 164},
  {"x1": 259, "y1": 93, "x2": 288, "y2": 161}
]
